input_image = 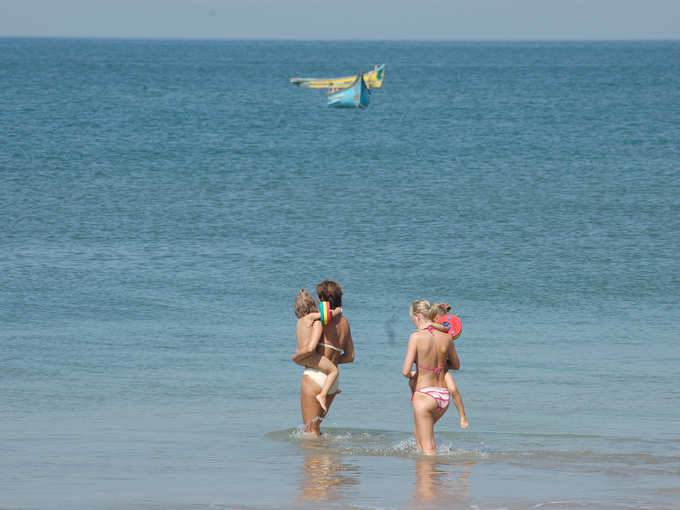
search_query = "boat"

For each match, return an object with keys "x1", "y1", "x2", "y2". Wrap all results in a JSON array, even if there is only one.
[
  {"x1": 291, "y1": 64, "x2": 385, "y2": 89},
  {"x1": 327, "y1": 73, "x2": 370, "y2": 108}
]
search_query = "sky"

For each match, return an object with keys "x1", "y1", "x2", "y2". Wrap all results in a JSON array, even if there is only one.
[{"x1": 1, "y1": 0, "x2": 679, "y2": 40}]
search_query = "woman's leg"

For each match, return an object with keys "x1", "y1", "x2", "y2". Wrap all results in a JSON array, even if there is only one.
[
  {"x1": 301, "y1": 376, "x2": 323, "y2": 435},
  {"x1": 301, "y1": 375, "x2": 338, "y2": 436},
  {"x1": 412, "y1": 393, "x2": 439, "y2": 455}
]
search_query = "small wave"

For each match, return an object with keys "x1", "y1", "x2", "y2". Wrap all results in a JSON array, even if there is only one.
[
  {"x1": 267, "y1": 427, "x2": 490, "y2": 459},
  {"x1": 658, "y1": 487, "x2": 680, "y2": 493},
  {"x1": 436, "y1": 441, "x2": 491, "y2": 460},
  {"x1": 531, "y1": 501, "x2": 589, "y2": 509},
  {"x1": 267, "y1": 426, "x2": 394, "y2": 443},
  {"x1": 266, "y1": 426, "x2": 307, "y2": 441}
]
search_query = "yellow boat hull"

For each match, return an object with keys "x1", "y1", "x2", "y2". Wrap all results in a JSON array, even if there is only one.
[{"x1": 291, "y1": 64, "x2": 385, "y2": 89}]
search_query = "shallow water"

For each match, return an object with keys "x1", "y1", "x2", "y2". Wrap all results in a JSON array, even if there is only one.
[{"x1": 1, "y1": 38, "x2": 679, "y2": 509}]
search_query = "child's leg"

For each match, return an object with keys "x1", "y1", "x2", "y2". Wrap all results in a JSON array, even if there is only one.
[
  {"x1": 292, "y1": 352, "x2": 339, "y2": 412},
  {"x1": 444, "y1": 372, "x2": 469, "y2": 429},
  {"x1": 314, "y1": 355, "x2": 339, "y2": 411}
]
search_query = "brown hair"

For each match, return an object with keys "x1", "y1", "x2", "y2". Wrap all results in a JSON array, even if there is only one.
[
  {"x1": 294, "y1": 289, "x2": 317, "y2": 318},
  {"x1": 316, "y1": 280, "x2": 343, "y2": 309}
]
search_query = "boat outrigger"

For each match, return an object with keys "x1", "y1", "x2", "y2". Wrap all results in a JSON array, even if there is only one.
[{"x1": 291, "y1": 64, "x2": 385, "y2": 89}]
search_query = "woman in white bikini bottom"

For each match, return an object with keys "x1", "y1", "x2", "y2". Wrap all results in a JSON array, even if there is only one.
[{"x1": 303, "y1": 343, "x2": 342, "y2": 394}]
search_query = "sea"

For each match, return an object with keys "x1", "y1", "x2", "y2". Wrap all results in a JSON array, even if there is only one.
[{"x1": 1, "y1": 38, "x2": 679, "y2": 510}]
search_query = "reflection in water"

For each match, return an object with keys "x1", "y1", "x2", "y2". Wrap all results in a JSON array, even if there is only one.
[
  {"x1": 413, "y1": 457, "x2": 473, "y2": 507},
  {"x1": 297, "y1": 448, "x2": 360, "y2": 502}
]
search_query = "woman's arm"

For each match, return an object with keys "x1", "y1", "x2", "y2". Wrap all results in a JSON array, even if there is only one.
[
  {"x1": 447, "y1": 340, "x2": 460, "y2": 371},
  {"x1": 337, "y1": 322, "x2": 354, "y2": 364},
  {"x1": 304, "y1": 311, "x2": 321, "y2": 322},
  {"x1": 402, "y1": 334, "x2": 418, "y2": 378}
]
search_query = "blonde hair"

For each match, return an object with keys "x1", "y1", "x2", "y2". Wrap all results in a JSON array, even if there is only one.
[
  {"x1": 432, "y1": 302, "x2": 451, "y2": 318},
  {"x1": 294, "y1": 289, "x2": 317, "y2": 318},
  {"x1": 409, "y1": 299, "x2": 439, "y2": 322}
]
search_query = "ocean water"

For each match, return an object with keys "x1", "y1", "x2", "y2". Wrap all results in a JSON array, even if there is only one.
[{"x1": 1, "y1": 38, "x2": 679, "y2": 510}]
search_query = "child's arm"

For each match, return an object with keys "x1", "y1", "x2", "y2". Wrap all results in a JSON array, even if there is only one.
[
  {"x1": 304, "y1": 307, "x2": 343, "y2": 323},
  {"x1": 428, "y1": 321, "x2": 448, "y2": 332}
]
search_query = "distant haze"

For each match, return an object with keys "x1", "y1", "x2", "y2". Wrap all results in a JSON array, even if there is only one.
[{"x1": 1, "y1": 0, "x2": 679, "y2": 40}]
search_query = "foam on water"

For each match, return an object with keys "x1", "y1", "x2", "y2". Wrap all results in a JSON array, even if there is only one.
[{"x1": 270, "y1": 427, "x2": 495, "y2": 460}]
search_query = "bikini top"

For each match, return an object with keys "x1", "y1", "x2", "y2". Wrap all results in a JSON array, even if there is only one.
[
  {"x1": 319, "y1": 342, "x2": 343, "y2": 353},
  {"x1": 417, "y1": 364, "x2": 446, "y2": 374}
]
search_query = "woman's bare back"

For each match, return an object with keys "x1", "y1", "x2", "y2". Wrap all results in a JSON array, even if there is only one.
[
  {"x1": 413, "y1": 328, "x2": 452, "y2": 389},
  {"x1": 320, "y1": 316, "x2": 352, "y2": 363}
]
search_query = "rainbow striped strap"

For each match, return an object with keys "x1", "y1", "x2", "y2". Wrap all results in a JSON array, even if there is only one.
[{"x1": 319, "y1": 301, "x2": 332, "y2": 325}]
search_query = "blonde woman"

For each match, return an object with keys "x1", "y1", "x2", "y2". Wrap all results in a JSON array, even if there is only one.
[{"x1": 402, "y1": 299, "x2": 461, "y2": 455}]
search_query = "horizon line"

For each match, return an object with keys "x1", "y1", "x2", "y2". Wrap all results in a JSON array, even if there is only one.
[{"x1": 2, "y1": 35, "x2": 679, "y2": 43}]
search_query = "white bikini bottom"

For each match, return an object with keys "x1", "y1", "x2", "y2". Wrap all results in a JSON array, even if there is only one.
[{"x1": 303, "y1": 368, "x2": 340, "y2": 394}]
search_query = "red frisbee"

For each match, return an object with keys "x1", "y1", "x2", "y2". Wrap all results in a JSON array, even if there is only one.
[{"x1": 438, "y1": 314, "x2": 462, "y2": 340}]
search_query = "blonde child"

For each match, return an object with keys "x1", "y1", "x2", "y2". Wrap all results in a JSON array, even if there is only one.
[
  {"x1": 291, "y1": 289, "x2": 342, "y2": 412},
  {"x1": 432, "y1": 303, "x2": 469, "y2": 429}
]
